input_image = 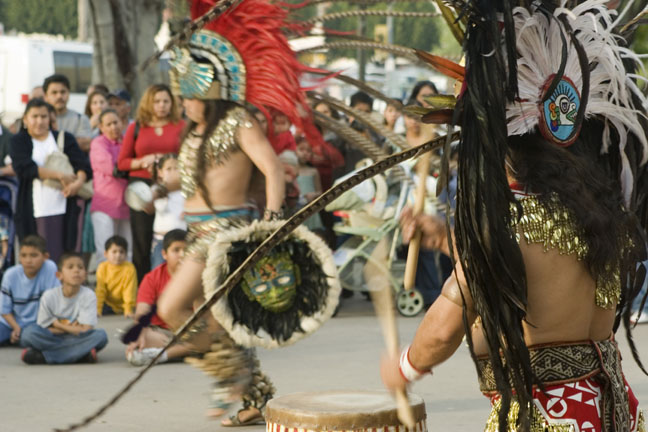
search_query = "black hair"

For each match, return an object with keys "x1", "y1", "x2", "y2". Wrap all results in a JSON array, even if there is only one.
[
  {"x1": 349, "y1": 91, "x2": 373, "y2": 109},
  {"x1": 508, "y1": 128, "x2": 630, "y2": 277},
  {"x1": 21, "y1": 99, "x2": 53, "y2": 132},
  {"x1": 91, "y1": 83, "x2": 110, "y2": 94},
  {"x1": 57, "y1": 252, "x2": 84, "y2": 270},
  {"x1": 22, "y1": 98, "x2": 49, "y2": 115},
  {"x1": 98, "y1": 108, "x2": 118, "y2": 125},
  {"x1": 313, "y1": 100, "x2": 341, "y2": 120},
  {"x1": 162, "y1": 229, "x2": 187, "y2": 251},
  {"x1": 21, "y1": 235, "x2": 47, "y2": 254},
  {"x1": 226, "y1": 240, "x2": 329, "y2": 343},
  {"x1": 43, "y1": 74, "x2": 71, "y2": 93},
  {"x1": 152, "y1": 153, "x2": 178, "y2": 183},
  {"x1": 407, "y1": 81, "x2": 438, "y2": 106},
  {"x1": 105, "y1": 235, "x2": 128, "y2": 252}
]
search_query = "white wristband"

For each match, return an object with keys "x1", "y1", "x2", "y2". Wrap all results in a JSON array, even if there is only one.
[{"x1": 399, "y1": 345, "x2": 429, "y2": 383}]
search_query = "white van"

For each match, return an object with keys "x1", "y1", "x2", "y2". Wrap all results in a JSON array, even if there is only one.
[{"x1": 0, "y1": 35, "x2": 92, "y2": 126}]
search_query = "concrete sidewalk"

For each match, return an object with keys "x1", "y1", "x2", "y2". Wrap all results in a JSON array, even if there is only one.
[{"x1": 1, "y1": 297, "x2": 647, "y2": 432}]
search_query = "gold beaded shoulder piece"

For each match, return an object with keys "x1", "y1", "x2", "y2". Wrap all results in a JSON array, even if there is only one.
[
  {"x1": 178, "y1": 106, "x2": 254, "y2": 198},
  {"x1": 509, "y1": 193, "x2": 620, "y2": 309}
]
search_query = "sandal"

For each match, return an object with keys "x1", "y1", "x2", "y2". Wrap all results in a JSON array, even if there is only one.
[{"x1": 221, "y1": 408, "x2": 265, "y2": 427}]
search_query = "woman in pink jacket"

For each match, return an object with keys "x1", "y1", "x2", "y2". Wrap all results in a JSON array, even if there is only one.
[{"x1": 89, "y1": 109, "x2": 131, "y2": 262}]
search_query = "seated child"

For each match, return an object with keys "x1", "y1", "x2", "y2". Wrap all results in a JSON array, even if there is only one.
[
  {"x1": 96, "y1": 235, "x2": 137, "y2": 317},
  {"x1": 0, "y1": 235, "x2": 58, "y2": 346},
  {"x1": 20, "y1": 252, "x2": 108, "y2": 364},
  {"x1": 126, "y1": 229, "x2": 190, "y2": 366}
]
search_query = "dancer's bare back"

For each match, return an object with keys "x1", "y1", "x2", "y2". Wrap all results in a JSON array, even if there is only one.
[{"x1": 470, "y1": 240, "x2": 615, "y2": 356}]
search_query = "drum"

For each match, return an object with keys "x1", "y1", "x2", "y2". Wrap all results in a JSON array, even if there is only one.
[{"x1": 265, "y1": 391, "x2": 427, "y2": 432}]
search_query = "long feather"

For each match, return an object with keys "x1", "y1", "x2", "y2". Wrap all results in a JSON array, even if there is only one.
[
  {"x1": 310, "y1": 92, "x2": 410, "y2": 150},
  {"x1": 308, "y1": 70, "x2": 404, "y2": 110},
  {"x1": 415, "y1": 50, "x2": 465, "y2": 80},
  {"x1": 298, "y1": 41, "x2": 425, "y2": 66},
  {"x1": 301, "y1": 10, "x2": 439, "y2": 25}
]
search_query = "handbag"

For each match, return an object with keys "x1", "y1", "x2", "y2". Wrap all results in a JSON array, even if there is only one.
[
  {"x1": 43, "y1": 131, "x2": 94, "y2": 200},
  {"x1": 112, "y1": 121, "x2": 140, "y2": 179}
]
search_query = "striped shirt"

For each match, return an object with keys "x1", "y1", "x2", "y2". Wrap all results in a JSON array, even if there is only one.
[{"x1": 0, "y1": 260, "x2": 58, "y2": 328}]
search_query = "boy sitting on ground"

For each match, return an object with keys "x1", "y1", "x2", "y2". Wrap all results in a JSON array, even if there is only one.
[
  {"x1": 126, "y1": 229, "x2": 191, "y2": 366},
  {"x1": 0, "y1": 235, "x2": 58, "y2": 346},
  {"x1": 21, "y1": 252, "x2": 108, "y2": 364},
  {"x1": 96, "y1": 235, "x2": 137, "y2": 318}
]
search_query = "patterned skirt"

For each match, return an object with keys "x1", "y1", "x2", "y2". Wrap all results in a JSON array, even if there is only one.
[{"x1": 478, "y1": 339, "x2": 644, "y2": 432}]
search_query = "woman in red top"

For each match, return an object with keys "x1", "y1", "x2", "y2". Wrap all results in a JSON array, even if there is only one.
[{"x1": 117, "y1": 83, "x2": 185, "y2": 282}]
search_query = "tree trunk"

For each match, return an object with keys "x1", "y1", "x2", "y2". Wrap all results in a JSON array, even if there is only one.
[
  {"x1": 78, "y1": 0, "x2": 92, "y2": 41},
  {"x1": 88, "y1": 0, "x2": 165, "y2": 105}
]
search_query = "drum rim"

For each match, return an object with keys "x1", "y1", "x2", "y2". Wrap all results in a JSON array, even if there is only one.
[{"x1": 265, "y1": 390, "x2": 426, "y2": 430}]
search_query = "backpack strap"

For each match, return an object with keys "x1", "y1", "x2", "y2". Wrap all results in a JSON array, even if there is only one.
[{"x1": 56, "y1": 130, "x2": 65, "y2": 152}]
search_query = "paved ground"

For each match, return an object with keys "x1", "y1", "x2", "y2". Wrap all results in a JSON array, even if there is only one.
[{"x1": 1, "y1": 296, "x2": 647, "y2": 432}]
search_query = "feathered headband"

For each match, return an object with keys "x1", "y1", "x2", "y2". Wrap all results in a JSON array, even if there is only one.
[
  {"x1": 507, "y1": 0, "x2": 648, "y2": 202},
  {"x1": 417, "y1": 0, "x2": 648, "y2": 203},
  {"x1": 169, "y1": 0, "x2": 322, "y2": 145}
]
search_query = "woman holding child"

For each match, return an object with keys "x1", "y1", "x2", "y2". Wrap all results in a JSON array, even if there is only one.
[
  {"x1": 11, "y1": 98, "x2": 91, "y2": 262},
  {"x1": 117, "y1": 84, "x2": 184, "y2": 281}
]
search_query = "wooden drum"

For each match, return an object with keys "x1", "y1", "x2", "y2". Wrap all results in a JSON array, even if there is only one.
[{"x1": 265, "y1": 391, "x2": 427, "y2": 432}]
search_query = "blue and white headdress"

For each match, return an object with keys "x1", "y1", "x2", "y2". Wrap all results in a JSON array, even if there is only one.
[{"x1": 506, "y1": 0, "x2": 648, "y2": 203}]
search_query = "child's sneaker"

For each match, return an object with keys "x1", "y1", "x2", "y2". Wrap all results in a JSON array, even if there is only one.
[
  {"x1": 127, "y1": 348, "x2": 167, "y2": 366},
  {"x1": 77, "y1": 348, "x2": 97, "y2": 364},
  {"x1": 21, "y1": 348, "x2": 46, "y2": 365}
]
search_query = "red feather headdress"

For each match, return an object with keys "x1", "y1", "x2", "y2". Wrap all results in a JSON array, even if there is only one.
[{"x1": 172, "y1": 0, "x2": 322, "y2": 146}]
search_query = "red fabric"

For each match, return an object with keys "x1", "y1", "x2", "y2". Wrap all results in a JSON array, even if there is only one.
[
  {"x1": 272, "y1": 131, "x2": 297, "y2": 155},
  {"x1": 310, "y1": 139, "x2": 344, "y2": 190},
  {"x1": 489, "y1": 377, "x2": 642, "y2": 431},
  {"x1": 117, "y1": 121, "x2": 185, "y2": 179},
  {"x1": 190, "y1": 0, "x2": 325, "y2": 151},
  {"x1": 136, "y1": 262, "x2": 172, "y2": 328}
]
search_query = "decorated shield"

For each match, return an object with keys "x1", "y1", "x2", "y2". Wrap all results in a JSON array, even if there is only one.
[{"x1": 203, "y1": 220, "x2": 341, "y2": 349}]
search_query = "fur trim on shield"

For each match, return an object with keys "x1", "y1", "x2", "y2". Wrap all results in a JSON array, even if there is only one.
[{"x1": 202, "y1": 220, "x2": 341, "y2": 349}]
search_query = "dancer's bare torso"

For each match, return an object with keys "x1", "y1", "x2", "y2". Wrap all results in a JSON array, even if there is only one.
[{"x1": 184, "y1": 149, "x2": 254, "y2": 209}]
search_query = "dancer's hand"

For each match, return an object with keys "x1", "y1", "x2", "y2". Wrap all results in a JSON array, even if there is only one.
[
  {"x1": 400, "y1": 207, "x2": 447, "y2": 251},
  {"x1": 380, "y1": 351, "x2": 408, "y2": 393}
]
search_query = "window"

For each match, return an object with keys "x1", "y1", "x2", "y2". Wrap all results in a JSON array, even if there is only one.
[{"x1": 53, "y1": 51, "x2": 92, "y2": 93}]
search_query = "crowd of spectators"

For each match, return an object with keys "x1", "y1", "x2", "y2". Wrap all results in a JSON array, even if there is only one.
[{"x1": 11, "y1": 72, "x2": 629, "y2": 366}]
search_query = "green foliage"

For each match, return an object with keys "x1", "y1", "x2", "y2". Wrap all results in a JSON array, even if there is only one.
[{"x1": 0, "y1": 0, "x2": 78, "y2": 38}]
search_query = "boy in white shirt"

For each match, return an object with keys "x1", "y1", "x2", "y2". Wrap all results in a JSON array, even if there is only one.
[{"x1": 20, "y1": 252, "x2": 108, "y2": 364}]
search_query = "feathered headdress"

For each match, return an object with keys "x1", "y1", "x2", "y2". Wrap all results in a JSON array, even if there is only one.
[
  {"x1": 413, "y1": 1, "x2": 648, "y2": 431},
  {"x1": 169, "y1": 0, "x2": 322, "y2": 145},
  {"x1": 506, "y1": 1, "x2": 648, "y2": 204}
]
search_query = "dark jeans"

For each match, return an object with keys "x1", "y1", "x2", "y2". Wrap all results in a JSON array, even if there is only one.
[
  {"x1": 129, "y1": 178, "x2": 155, "y2": 283},
  {"x1": 21, "y1": 323, "x2": 108, "y2": 364},
  {"x1": 36, "y1": 214, "x2": 65, "y2": 264},
  {"x1": 416, "y1": 250, "x2": 453, "y2": 305}
]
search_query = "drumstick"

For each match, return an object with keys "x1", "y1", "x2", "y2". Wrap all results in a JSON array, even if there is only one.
[
  {"x1": 365, "y1": 239, "x2": 416, "y2": 429},
  {"x1": 403, "y1": 152, "x2": 432, "y2": 291}
]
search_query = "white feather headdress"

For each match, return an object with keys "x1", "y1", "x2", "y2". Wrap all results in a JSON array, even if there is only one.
[{"x1": 505, "y1": 0, "x2": 648, "y2": 204}]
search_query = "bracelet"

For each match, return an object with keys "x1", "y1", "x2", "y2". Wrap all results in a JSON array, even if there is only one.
[
  {"x1": 399, "y1": 345, "x2": 430, "y2": 383},
  {"x1": 263, "y1": 208, "x2": 284, "y2": 221}
]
